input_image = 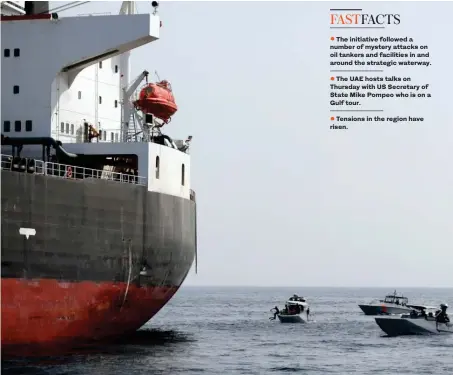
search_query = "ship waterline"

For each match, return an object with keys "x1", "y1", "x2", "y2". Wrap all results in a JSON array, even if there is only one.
[{"x1": 1, "y1": 280, "x2": 180, "y2": 356}]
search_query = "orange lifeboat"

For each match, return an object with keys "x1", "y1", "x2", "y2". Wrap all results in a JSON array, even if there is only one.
[{"x1": 133, "y1": 80, "x2": 178, "y2": 123}]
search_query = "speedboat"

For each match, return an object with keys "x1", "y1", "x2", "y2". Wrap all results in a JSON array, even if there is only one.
[
  {"x1": 270, "y1": 295, "x2": 310, "y2": 323},
  {"x1": 375, "y1": 305, "x2": 452, "y2": 336},
  {"x1": 358, "y1": 290, "x2": 413, "y2": 315}
]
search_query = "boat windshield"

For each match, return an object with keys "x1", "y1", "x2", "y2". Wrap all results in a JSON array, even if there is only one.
[
  {"x1": 383, "y1": 295, "x2": 408, "y2": 305},
  {"x1": 288, "y1": 295, "x2": 306, "y2": 303},
  {"x1": 287, "y1": 300, "x2": 307, "y2": 306}
]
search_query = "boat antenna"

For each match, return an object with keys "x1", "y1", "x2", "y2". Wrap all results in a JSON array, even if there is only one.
[{"x1": 155, "y1": 70, "x2": 161, "y2": 81}]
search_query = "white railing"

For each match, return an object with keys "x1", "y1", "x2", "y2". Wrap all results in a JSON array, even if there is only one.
[{"x1": 0, "y1": 154, "x2": 147, "y2": 186}]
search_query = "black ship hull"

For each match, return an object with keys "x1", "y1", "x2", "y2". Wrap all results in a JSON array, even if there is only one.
[{"x1": 1, "y1": 169, "x2": 196, "y2": 356}]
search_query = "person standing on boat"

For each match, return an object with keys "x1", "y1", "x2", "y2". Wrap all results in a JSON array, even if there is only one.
[
  {"x1": 306, "y1": 307, "x2": 310, "y2": 321},
  {"x1": 435, "y1": 303, "x2": 450, "y2": 323}
]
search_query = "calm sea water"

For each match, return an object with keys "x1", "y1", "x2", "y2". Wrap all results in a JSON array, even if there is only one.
[{"x1": 3, "y1": 287, "x2": 453, "y2": 375}]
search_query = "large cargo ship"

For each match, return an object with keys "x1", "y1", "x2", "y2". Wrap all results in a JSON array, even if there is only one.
[{"x1": 1, "y1": 1, "x2": 197, "y2": 356}]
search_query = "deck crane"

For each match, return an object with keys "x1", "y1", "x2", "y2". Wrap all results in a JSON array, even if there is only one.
[{"x1": 120, "y1": 70, "x2": 149, "y2": 142}]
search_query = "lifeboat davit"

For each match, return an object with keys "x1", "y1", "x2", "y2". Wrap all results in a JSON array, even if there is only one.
[{"x1": 133, "y1": 80, "x2": 178, "y2": 123}]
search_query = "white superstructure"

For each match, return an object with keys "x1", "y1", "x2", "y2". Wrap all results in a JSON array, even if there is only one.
[{"x1": 1, "y1": 1, "x2": 192, "y2": 200}]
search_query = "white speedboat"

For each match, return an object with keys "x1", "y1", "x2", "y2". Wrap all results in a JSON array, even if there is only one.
[
  {"x1": 270, "y1": 295, "x2": 310, "y2": 323},
  {"x1": 359, "y1": 290, "x2": 413, "y2": 315},
  {"x1": 375, "y1": 305, "x2": 452, "y2": 336}
]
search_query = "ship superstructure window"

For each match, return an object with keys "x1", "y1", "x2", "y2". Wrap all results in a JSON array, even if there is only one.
[
  {"x1": 3, "y1": 121, "x2": 11, "y2": 132},
  {"x1": 114, "y1": 100, "x2": 118, "y2": 108},
  {"x1": 60, "y1": 122, "x2": 64, "y2": 133},
  {"x1": 99, "y1": 96, "x2": 102, "y2": 104},
  {"x1": 13, "y1": 85, "x2": 19, "y2": 94},
  {"x1": 25, "y1": 120, "x2": 32, "y2": 132},
  {"x1": 110, "y1": 132, "x2": 114, "y2": 142},
  {"x1": 71, "y1": 124, "x2": 74, "y2": 135},
  {"x1": 4, "y1": 49, "x2": 10, "y2": 57},
  {"x1": 115, "y1": 65, "x2": 118, "y2": 73},
  {"x1": 181, "y1": 164, "x2": 185, "y2": 186},
  {"x1": 65, "y1": 123, "x2": 69, "y2": 133},
  {"x1": 13, "y1": 48, "x2": 20, "y2": 57},
  {"x1": 78, "y1": 91, "x2": 81, "y2": 99},
  {"x1": 14, "y1": 120, "x2": 21, "y2": 132},
  {"x1": 155, "y1": 156, "x2": 160, "y2": 179},
  {"x1": 98, "y1": 130, "x2": 102, "y2": 141},
  {"x1": 99, "y1": 61, "x2": 102, "y2": 68},
  {"x1": 103, "y1": 131, "x2": 106, "y2": 141},
  {"x1": 115, "y1": 133, "x2": 118, "y2": 142}
]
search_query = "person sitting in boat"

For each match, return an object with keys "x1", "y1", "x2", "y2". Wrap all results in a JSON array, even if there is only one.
[
  {"x1": 420, "y1": 308, "x2": 427, "y2": 319},
  {"x1": 281, "y1": 304, "x2": 288, "y2": 315},
  {"x1": 435, "y1": 303, "x2": 450, "y2": 324},
  {"x1": 288, "y1": 304, "x2": 295, "y2": 315}
]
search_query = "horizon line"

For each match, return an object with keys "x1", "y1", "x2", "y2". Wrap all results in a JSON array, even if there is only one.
[{"x1": 182, "y1": 285, "x2": 453, "y2": 289}]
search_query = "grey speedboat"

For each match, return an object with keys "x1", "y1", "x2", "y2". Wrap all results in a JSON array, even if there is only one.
[
  {"x1": 375, "y1": 304, "x2": 452, "y2": 336},
  {"x1": 359, "y1": 290, "x2": 413, "y2": 315}
]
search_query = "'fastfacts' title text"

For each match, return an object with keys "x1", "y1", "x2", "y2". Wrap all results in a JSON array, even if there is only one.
[{"x1": 330, "y1": 13, "x2": 401, "y2": 25}]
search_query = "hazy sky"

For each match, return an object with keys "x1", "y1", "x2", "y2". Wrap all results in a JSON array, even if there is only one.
[{"x1": 54, "y1": 1, "x2": 453, "y2": 288}]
